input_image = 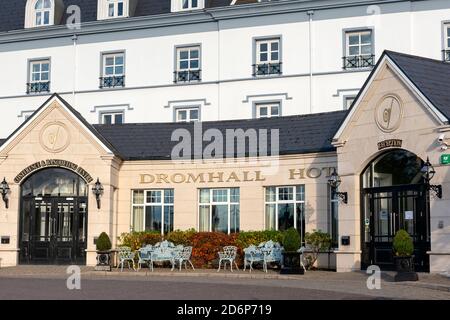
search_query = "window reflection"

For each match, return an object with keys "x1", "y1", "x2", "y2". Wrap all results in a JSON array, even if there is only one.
[
  {"x1": 363, "y1": 150, "x2": 424, "y2": 188},
  {"x1": 21, "y1": 168, "x2": 87, "y2": 197}
]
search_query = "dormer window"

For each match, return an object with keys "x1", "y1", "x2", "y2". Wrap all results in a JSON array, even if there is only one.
[
  {"x1": 98, "y1": 0, "x2": 138, "y2": 20},
  {"x1": 182, "y1": 0, "x2": 199, "y2": 10},
  {"x1": 25, "y1": 0, "x2": 63, "y2": 28},
  {"x1": 35, "y1": 0, "x2": 52, "y2": 26},
  {"x1": 108, "y1": 0, "x2": 125, "y2": 18},
  {"x1": 171, "y1": 0, "x2": 204, "y2": 12}
]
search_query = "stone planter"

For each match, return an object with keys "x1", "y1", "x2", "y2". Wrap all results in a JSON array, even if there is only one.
[
  {"x1": 95, "y1": 250, "x2": 112, "y2": 271},
  {"x1": 394, "y1": 256, "x2": 418, "y2": 282},
  {"x1": 280, "y1": 252, "x2": 304, "y2": 275}
]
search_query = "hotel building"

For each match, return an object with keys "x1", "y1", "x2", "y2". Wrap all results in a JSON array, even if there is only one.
[{"x1": 0, "y1": 0, "x2": 449, "y2": 273}]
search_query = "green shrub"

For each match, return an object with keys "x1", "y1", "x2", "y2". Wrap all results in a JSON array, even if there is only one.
[
  {"x1": 304, "y1": 229, "x2": 332, "y2": 269},
  {"x1": 166, "y1": 229, "x2": 196, "y2": 246},
  {"x1": 235, "y1": 230, "x2": 284, "y2": 249},
  {"x1": 282, "y1": 228, "x2": 301, "y2": 252},
  {"x1": 118, "y1": 231, "x2": 162, "y2": 251},
  {"x1": 96, "y1": 232, "x2": 112, "y2": 252},
  {"x1": 393, "y1": 229, "x2": 414, "y2": 256},
  {"x1": 117, "y1": 229, "x2": 288, "y2": 268}
]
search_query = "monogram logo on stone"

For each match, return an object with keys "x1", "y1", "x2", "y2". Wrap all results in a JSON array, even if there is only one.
[
  {"x1": 40, "y1": 122, "x2": 70, "y2": 153},
  {"x1": 375, "y1": 95, "x2": 403, "y2": 133}
]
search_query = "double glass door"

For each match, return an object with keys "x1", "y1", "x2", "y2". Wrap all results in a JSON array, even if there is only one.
[
  {"x1": 20, "y1": 197, "x2": 88, "y2": 265},
  {"x1": 362, "y1": 185, "x2": 430, "y2": 271}
]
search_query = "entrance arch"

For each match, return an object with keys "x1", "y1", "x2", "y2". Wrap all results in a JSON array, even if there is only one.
[
  {"x1": 19, "y1": 168, "x2": 88, "y2": 265},
  {"x1": 360, "y1": 149, "x2": 430, "y2": 271}
]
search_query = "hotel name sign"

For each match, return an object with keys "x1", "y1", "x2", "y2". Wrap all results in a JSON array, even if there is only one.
[
  {"x1": 14, "y1": 159, "x2": 94, "y2": 183},
  {"x1": 378, "y1": 139, "x2": 403, "y2": 150},
  {"x1": 139, "y1": 167, "x2": 336, "y2": 184}
]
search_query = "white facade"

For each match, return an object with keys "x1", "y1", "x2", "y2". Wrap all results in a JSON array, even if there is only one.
[{"x1": 1, "y1": 0, "x2": 450, "y2": 137}]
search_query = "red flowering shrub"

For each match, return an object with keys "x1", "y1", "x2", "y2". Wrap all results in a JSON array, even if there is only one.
[
  {"x1": 190, "y1": 232, "x2": 238, "y2": 268},
  {"x1": 119, "y1": 230, "x2": 285, "y2": 268}
]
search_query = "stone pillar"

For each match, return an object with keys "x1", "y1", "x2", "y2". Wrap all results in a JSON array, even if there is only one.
[{"x1": 336, "y1": 174, "x2": 362, "y2": 272}]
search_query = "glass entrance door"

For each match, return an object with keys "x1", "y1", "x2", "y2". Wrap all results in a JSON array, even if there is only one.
[
  {"x1": 20, "y1": 197, "x2": 88, "y2": 265},
  {"x1": 19, "y1": 168, "x2": 89, "y2": 265},
  {"x1": 362, "y1": 185, "x2": 430, "y2": 271}
]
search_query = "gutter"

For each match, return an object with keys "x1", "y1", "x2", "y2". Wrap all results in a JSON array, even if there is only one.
[{"x1": 0, "y1": 0, "x2": 426, "y2": 44}]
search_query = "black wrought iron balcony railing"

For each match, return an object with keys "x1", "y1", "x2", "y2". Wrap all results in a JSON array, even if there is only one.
[
  {"x1": 442, "y1": 50, "x2": 450, "y2": 62},
  {"x1": 343, "y1": 54, "x2": 375, "y2": 70},
  {"x1": 99, "y1": 75, "x2": 125, "y2": 89},
  {"x1": 26, "y1": 81, "x2": 50, "y2": 94},
  {"x1": 174, "y1": 69, "x2": 201, "y2": 83},
  {"x1": 252, "y1": 62, "x2": 282, "y2": 76}
]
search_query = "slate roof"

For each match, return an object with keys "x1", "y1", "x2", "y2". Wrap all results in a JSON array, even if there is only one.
[
  {"x1": 93, "y1": 111, "x2": 346, "y2": 160},
  {"x1": 384, "y1": 50, "x2": 450, "y2": 121},
  {"x1": 0, "y1": 92, "x2": 345, "y2": 160},
  {"x1": 0, "y1": 0, "x2": 232, "y2": 33}
]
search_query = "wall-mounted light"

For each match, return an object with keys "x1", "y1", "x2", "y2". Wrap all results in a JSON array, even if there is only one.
[
  {"x1": 328, "y1": 168, "x2": 348, "y2": 204},
  {"x1": 438, "y1": 134, "x2": 448, "y2": 151},
  {"x1": 92, "y1": 178, "x2": 104, "y2": 209},
  {"x1": 0, "y1": 178, "x2": 10, "y2": 209},
  {"x1": 421, "y1": 157, "x2": 442, "y2": 199}
]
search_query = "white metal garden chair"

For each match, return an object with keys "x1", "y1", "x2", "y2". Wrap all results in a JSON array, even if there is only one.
[
  {"x1": 217, "y1": 246, "x2": 239, "y2": 272},
  {"x1": 117, "y1": 246, "x2": 136, "y2": 272},
  {"x1": 174, "y1": 246, "x2": 195, "y2": 271},
  {"x1": 137, "y1": 245, "x2": 153, "y2": 271},
  {"x1": 243, "y1": 245, "x2": 264, "y2": 272}
]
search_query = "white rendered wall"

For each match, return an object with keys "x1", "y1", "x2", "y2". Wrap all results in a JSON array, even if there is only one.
[{"x1": 0, "y1": 1, "x2": 449, "y2": 137}]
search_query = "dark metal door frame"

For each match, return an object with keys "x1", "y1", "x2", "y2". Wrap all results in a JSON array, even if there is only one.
[
  {"x1": 361, "y1": 184, "x2": 430, "y2": 272},
  {"x1": 19, "y1": 196, "x2": 88, "y2": 265}
]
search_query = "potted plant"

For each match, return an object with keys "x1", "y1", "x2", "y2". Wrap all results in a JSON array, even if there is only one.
[
  {"x1": 393, "y1": 229, "x2": 418, "y2": 282},
  {"x1": 95, "y1": 232, "x2": 112, "y2": 271},
  {"x1": 304, "y1": 230, "x2": 332, "y2": 270},
  {"x1": 280, "y1": 228, "x2": 304, "y2": 275}
]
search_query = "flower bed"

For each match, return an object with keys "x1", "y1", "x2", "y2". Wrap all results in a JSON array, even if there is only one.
[{"x1": 118, "y1": 229, "x2": 285, "y2": 268}]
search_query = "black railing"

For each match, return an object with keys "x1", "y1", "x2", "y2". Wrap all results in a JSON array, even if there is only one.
[
  {"x1": 174, "y1": 70, "x2": 201, "y2": 83},
  {"x1": 99, "y1": 75, "x2": 125, "y2": 88},
  {"x1": 252, "y1": 62, "x2": 282, "y2": 76},
  {"x1": 26, "y1": 81, "x2": 50, "y2": 94},
  {"x1": 442, "y1": 50, "x2": 450, "y2": 62},
  {"x1": 343, "y1": 54, "x2": 375, "y2": 69}
]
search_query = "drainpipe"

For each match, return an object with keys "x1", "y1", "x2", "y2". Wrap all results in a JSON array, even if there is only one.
[
  {"x1": 72, "y1": 34, "x2": 78, "y2": 103},
  {"x1": 307, "y1": 11, "x2": 314, "y2": 114},
  {"x1": 204, "y1": 9, "x2": 220, "y2": 120}
]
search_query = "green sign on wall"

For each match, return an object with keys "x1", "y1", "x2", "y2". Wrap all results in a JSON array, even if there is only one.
[{"x1": 441, "y1": 154, "x2": 450, "y2": 165}]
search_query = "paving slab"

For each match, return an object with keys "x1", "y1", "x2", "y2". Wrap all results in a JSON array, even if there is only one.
[{"x1": 1, "y1": 265, "x2": 449, "y2": 299}]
